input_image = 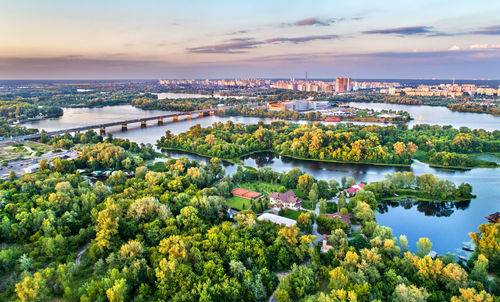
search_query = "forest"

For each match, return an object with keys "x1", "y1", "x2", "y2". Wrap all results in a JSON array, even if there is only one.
[
  {"x1": 157, "y1": 121, "x2": 500, "y2": 168},
  {"x1": 327, "y1": 94, "x2": 466, "y2": 107},
  {"x1": 448, "y1": 103, "x2": 500, "y2": 116},
  {"x1": 0, "y1": 119, "x2": 38, "y2": 138},
  {"x1": 0, "y1": 142, "x2": 497, "y2": 301},
  {"x1": 0, "y1": 101, "x2": 62, "y2": 122}
]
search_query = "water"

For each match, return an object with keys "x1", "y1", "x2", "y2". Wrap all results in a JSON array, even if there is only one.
[
  {"x1": 21, "y1": 105, "x2": 500, "y2": 255},
  {"x1": 347, "y1": 102, "x2": 500, "y2": 131}
]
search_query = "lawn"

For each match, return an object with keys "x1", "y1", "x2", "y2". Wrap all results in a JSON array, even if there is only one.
[
  {"x1": 226, "y1": 196, "x2": 252, "y2": 211},
  {"x1": 239, "y1": 181, "x2": 282, "y2": 193},
  {"x1": 279, "y1": 209, "x2": 308, "y2": 220},
  {"x1": 238, "y1": 181, "x2": 318, "y2": 210}
]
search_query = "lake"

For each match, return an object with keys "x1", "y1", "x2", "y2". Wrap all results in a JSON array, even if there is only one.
[{"x1": 21, "y1": 105, "x2": 500, "y2": 256}]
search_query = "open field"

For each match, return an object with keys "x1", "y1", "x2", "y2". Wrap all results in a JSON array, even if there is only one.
[
  {"x1": 0, "y1": 141, "x2": 51, "y2": 162},
  {"x1": 239, "y1": 181, "x2": 282, "y2": 193},
  {"x1": 226, "y1": 196, "x2": 251, "y2": 211}
]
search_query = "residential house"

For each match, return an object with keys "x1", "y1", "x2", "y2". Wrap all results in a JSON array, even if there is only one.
[
  {"x1": 269, "y1": 190, "x2": 302, "y2": 211},
  {"x1": 324, "y1": 212, "x2": 351, "y2": 227},
  {"x1": 344, "y1": 183, "x2": 365, "y2": 197}
]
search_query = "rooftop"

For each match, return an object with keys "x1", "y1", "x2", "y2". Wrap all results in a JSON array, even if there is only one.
[{"x1": 257, "y1": 213, "x2": 296, "y2": 227}]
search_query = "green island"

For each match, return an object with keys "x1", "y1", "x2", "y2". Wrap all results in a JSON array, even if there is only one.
[{"x1": 157, "y1": 121, "x2": 500, "y2": 169}]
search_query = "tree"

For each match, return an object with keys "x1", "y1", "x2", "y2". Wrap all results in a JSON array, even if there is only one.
[
  {"x1": 15, "y1": 272, "x2": 49, "y2": 302},
  {"x1": 470, "y1": 223, "x2": 500, "y2": 271},
  {"x1": 341, "y1": 176, "x2": 347, "y2": 188},
  {"x1": 338, "y1": 193, "x2": 347, "y2": 210},
  {"x1": 350, "y1": 190, "x2": 377, "y2": 209},
  {"x1": 8, "y1": 170, "x2": 16, "y2": 181},
  {"x1": 353, "y1": 202, "x2": 374, "y2": 224},
  {"x1": 328, "y1": 229, "x2": 348, "y2": 253},
  {"x1": 18, "y1": 254, "x2": 32, "y2": 271},
  {"x1": 329, "y1": 179, "x2": 339, "y2": 190},
  {"x1": 297, "y1": 174, "x2": 314, "y2": 196},
  {"x1": 39, "y1": 158, "x2": 50, "y2": 171},
  {"x1": 329, "y1": 267, "x2": 349, "y2": 290},
  {"x1": 416, "y1": 238, "x2": 433, "y2": 257},
  {"x1": 392, "y1": 284, "x2": 430, "y2": 302},
  {"x1": 346, "y1": 177, "x2": 356, "y2": 187},
  {"x1": 450, "y1": 288, "x2": 493, "y2": 302},
  {"x1": 106, "y1": 278, "x2": 127, "y2": 302},
  {"x1": 319, "y1": 198, "x2": 327, "y2": 215},
  {"x1": 308, "y1": 183, "x2": 319, "y2": 203},
  {"x1": 135, "y1": 166, "x2": 147, "y2": 179}
]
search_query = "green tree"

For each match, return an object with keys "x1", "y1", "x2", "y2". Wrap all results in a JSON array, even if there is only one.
[{"x1": 416, "y1": 237, "x2": 433, "y2": 258}]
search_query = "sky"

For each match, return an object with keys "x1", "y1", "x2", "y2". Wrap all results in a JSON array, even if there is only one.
[{"x1": 0, "y1": 0, "x2": 500, "y2": 79}]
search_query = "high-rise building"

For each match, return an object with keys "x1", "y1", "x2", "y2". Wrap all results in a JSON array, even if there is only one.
[{"x1": 335, "y1": 77, "x2": 351, "y2": 92}]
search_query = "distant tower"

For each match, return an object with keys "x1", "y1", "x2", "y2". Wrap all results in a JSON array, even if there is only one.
[{"x1": 306, "y1": 72, "x2": 308, "y2": 82}]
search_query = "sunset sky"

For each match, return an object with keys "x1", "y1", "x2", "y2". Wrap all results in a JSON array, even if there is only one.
[{"x1": 1, "y1": 0, "x2": 499, "y2": 79}]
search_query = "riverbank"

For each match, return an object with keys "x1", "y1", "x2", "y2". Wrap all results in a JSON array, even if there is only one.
[
  {"x1": 414, "y1": 151, "x2": 499, "y2": 169},
  {"x1": 159, "y1": 147, "x2": 413, "y2": 168},
  {"x1": 382, "y1": 190, "x2": 475, "y2": 202},
  {"x1": 160, "y1": 146, "x2": 500, "y2": 170}
]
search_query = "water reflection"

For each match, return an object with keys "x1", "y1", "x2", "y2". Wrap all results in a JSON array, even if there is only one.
[{"x1": 379, "y1": 199, "x2": 471, "y2": 217}]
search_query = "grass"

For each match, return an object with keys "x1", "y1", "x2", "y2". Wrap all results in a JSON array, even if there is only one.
[
  {"x1": 239, "y1": 181, "x2": 317, "y2": 210},
  {"x1": 226, "y1": 196, "x2": 252, "y2": 211},
  {"x1": 239, "y1": 181, "x2": 282, "y2": 193},
  {"x1": 279, "y1": 209, "x2": 308, "y2": 220}
]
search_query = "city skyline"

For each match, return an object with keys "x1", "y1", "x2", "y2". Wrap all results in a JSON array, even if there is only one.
[{"x1": 1, "y1": 0, "x2": 500, "y2": 79}]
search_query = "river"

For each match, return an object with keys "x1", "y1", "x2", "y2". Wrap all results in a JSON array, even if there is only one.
[
  {"x1": 347, "y1": 102, "x2": 500, "y2": 131},
  {"x1": 21, "y1": 104, "x2": 500, "y2": 256}
]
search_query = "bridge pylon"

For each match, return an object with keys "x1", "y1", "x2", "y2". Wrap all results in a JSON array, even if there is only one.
[
  {"x1": 141, "y1": 121, "x2": 147, "y2": 128},
  {"x1": 158, "y1": 118, "x2": 163, "y2": 125},
  {"x1": 100, "y1": 127, "x2": 106, "y2": 135},
  {"x1": 173, "y1": 116, "x2": 178, "y2": 122},
  {"x1": 121, "y1": 123, "x2": 128, "y2": 131},
  {"x1": 186, "y1": 115, "x2": 192, "y2": 120}
]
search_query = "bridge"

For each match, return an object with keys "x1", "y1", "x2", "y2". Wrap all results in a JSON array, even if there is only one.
[{"x1": 1, "y1": 109, "x2": 216, "y2": 143}]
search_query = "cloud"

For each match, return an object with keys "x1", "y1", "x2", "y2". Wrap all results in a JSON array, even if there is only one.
[
  {"x1": 228, "y1": 30, "x2": 249, "y2": 35},
  {"x1": 449, "y1": 45, "x2": 460, "y2": 51},
  {"x1": 470, "y1": 44, "x2": 500, "y2": 49},
  {"x1": 291, "y1": 17, "x2": 337, "y2": 27},
  {"x1": 470, "y1": 25, "x2": 500, "y2": 35},
  {"x1": 186, "y1": 38, "x2": 263, "y2": 54},
  {"x1": 266, "y1": 34, "x2": 339, "y2": 44},
  {"x1": 363, "y1": 26, "x2": 439, "y2": 36},
  {"x1": 187, "y1": 35, "x2": 340, "y2": 54}
]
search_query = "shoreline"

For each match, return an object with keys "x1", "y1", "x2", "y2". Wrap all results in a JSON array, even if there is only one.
[{"x1": 160, "y1": 146, "x2": 499, "y2": 170}]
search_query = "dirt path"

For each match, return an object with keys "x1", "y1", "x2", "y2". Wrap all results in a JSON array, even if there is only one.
[{"x1": 75, "y1": 243, "x2": 90, "y2": 266}]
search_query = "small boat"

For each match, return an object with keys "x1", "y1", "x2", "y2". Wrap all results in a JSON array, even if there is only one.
[
  {"x1": 462, "y1": 246, "x2": 474, "y2": 252},
  {"x1": 457, "y1": 256, "x2": 468, "y2": 261}
]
